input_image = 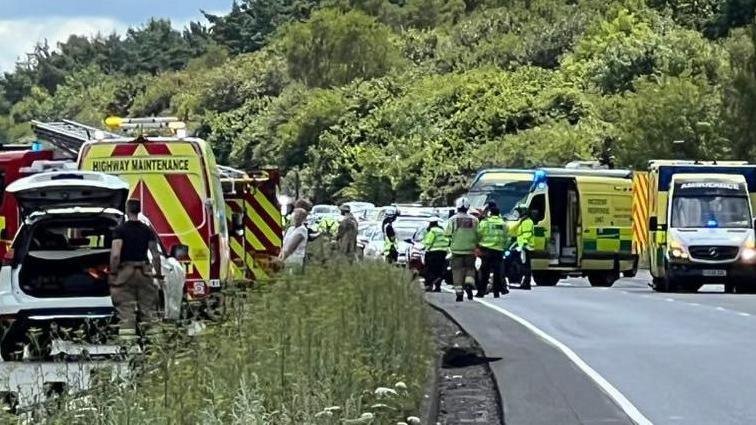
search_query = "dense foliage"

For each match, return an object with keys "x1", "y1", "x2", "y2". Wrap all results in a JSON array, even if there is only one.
[
  {"x1": 3, "y1": 0, "x2": 756, "y2": 203},
  {"x1": 27, "y1": 264, "x2": 432, "y2": 424}
]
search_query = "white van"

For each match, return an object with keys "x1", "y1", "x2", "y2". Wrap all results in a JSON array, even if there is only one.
[
  {"x1": 659, "y1": 174, "x2": 756, "y2": 292},
  {"x1": 0, "y1": 171, "x2": 185, "y2": 359}
]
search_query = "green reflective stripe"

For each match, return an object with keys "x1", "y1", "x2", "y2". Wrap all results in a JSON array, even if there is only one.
[{"x1": 583, "y1": 227, "x2": 633, "y2": 252}]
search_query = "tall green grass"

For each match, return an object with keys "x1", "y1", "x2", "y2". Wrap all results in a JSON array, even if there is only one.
[{"x1": 34, "y1": 262, "x2": 433, "y2": 424}]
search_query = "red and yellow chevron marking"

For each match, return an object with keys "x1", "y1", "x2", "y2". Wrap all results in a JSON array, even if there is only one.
[
  {"x1": 225, "y1": 179, "x2": 282, "y2": 282},
  {"x1": 81, "y1": 141, "x2": 214, "y2": 282},
  {"x1": 632, "y1": 172, "x2": 650, "y2": 254}
]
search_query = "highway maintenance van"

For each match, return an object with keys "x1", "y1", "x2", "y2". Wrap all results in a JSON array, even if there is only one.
[
  {"x1": 77, "y1": 117, "x2": 241, "y2": 305},
  {"x1": 469, "y1": 167, "x2": 636, "y2": 287},
  {"x1": 646, "y1": 161, "x2": 756, "y2": 293}
]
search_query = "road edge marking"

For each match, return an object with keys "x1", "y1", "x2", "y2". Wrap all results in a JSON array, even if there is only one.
[{"x1": 441, "y1": 288, "x2": 653, "y2": 425}]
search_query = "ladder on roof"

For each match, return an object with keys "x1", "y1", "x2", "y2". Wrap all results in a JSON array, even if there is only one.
[
  {"x1": 31, "y1": 120, "x2": 122, "y2": 157},
  {"x1": 32, "y1": 119, "x2": 257, "y2": 181}
]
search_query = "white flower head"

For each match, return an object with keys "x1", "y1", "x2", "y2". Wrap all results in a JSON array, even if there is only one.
[
  {"x1": 406, "y1": 416, "x2": 421, "y2": 424},
  {"x1": 315, "y1": 410, "x2": 334, "y2": 418},
  {"x1": 325, "y1": 406, "x2": 342, "y2": 412},
  {"x1": 360, "y1": 412, "x2": 375, "y2": 420},
  {"x1": 394, "y1": 381, "x2": 408, "y2": 390},
  {"x1": 375, "y1": 387, "x2": 398, "y2": 397}
]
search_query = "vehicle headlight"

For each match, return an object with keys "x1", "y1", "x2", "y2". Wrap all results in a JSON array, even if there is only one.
[
  {"x1": 668, "y1": 239, "x2": 688, "y2": 260},
  {"x1": 742, "y1": 248, "x2": 756, "y2": 262}
]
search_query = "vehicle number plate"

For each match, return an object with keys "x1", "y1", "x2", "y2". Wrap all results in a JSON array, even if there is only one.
[{"x1": 702, "y1": 269, "x2": 727, "y2": 277}]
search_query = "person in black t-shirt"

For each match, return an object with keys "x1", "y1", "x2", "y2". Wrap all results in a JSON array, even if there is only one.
[{"x1": 109, "y1": 199, "x2": 163, "y2": 339}]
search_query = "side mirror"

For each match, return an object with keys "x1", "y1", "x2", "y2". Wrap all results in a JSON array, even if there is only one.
[
  {"x1": 753, "y1": 218, "x2": 756, "y2": 230},
  {"x1": 231, "y1": 213, "x2": 245, "y2": 236},
  {"x1": 170, "y1": 244, "x2": 190, "y2": 260},
  {"x1": 649, "y1": 216, "x2": 658, "y2": 231}
]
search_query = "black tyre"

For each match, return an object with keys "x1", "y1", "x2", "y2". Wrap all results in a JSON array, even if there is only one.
[
  {"x1": 725, "y1": 282, "x2": 736, "y2": 294},
  {"x1": 533, "y1": 272, "x2": 560, "y2": 286},
  {"x1": 588, "y1": 271, "x2": 618, "y2": 287},
  {"x1": 652, "y1": 277, "x2": 672, "y2": 292},
  {"x1": 0, "y1": 334, "x2": 24, "y2": 361},
  {"x1": 623, "y1": 269, "x2": 637, "y2": 278}
]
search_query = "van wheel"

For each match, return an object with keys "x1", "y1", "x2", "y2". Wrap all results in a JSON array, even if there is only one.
[
  {"x1": 588, "y1": 271, "x2": 618, "y2": 287},
  {"x1": 623, "y1": 269, "x2": 637, "y2": 278},
  {"x1": 725, "y1": 282, "x2": 736, "y2": 294},
  {"x1": 653, "y1": 277, "x2": 671, "y2": 292},
  {"x1": 0, "y1": 333, "x2": 25, "y2": 361},
  {"x1": 533, "y1": 272, "x2": 560, "y2": 286}
]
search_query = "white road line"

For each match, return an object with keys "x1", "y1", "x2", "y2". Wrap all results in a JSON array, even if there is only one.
[
  {"x1": 738, "y1": 312, "x2": 751, "y2": 317},
  {"x1": 438, "y1": 288, "x2": 653, "y2": 425},
  {"x1": 665, "y1": 298, "x2": 675, "y2": 302},
  {"x1": 715, "y1": 307, "x2": 727, "y2": 312},
  {"x1": 688, "y1": 302, "x2": 700, "y2": 307}
]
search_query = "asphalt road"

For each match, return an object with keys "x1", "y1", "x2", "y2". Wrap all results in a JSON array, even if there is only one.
[{"x1": 429, "y1": 270, "x2": 756, "y2": 425}]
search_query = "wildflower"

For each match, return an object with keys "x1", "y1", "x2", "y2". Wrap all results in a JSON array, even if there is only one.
[
  {"x1": 361, "y1": 412, "x2": 375, "y2": 419},
  {"x1": 394, "y1": 381, "x2": 408, "y2": 391},
  {"x1": 370, "y1": 403, "x2": 393, "y2": 410},
  {"x1": 407, "y1": 416, "x2": 421, "y2": 424},
  {"x1": 315, "y1": 410, "x2": 334, "y2": 418},
  {"x1": 325, "y1": 406, "x2": 342, "y2": 412},
  {"x1": 375, "y1": 387, "x2": 398, "y2": 397}
]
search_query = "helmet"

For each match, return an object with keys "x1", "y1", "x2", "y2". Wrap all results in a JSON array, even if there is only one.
[
  {"x1": 385, "y1": 207, "x2": 398, "y2": 218},
  {"x1": 339, "y1": 204, "x2": 351, "y2": 213},
  {"x1": 455, "y1": 196, "x2": 471, "y2": 210}
]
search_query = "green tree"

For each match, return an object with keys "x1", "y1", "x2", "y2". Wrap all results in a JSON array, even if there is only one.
[
  {"x1": 612, "y1": 76, "x2": 728, "y2": 168},
  {"x1": 282, "y1": 9, "x2": 403, "y2": 87}
]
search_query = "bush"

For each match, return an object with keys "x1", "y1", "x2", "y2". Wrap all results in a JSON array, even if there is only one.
[{"x1": 39, "y1": 263, "x2": 433, "y2": 425}]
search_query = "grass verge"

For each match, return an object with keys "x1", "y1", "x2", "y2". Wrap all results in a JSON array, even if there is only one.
[{"x1": 31, "y1": 262, "x2": 433, "y2": 424}]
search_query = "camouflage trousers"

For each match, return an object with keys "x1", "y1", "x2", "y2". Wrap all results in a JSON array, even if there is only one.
[{"x1": 110, "y1": 262, "x2": 159, "y2": 334}]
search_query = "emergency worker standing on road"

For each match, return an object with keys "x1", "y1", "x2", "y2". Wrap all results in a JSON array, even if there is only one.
[
  {"x1": 109, "y1": 199, "x2": 162, "y2": 340},
  {"x1": 476, "y1": 204, "x2": 509, "y2": 298},
  {"x1": 336, "y1": 204, "x2": 359, "y2": 261},
  {"x1": 383, "y1": 208, "x2": 399, "y2": 263},
  {"x1": 517, "y1": 206, "x2": 535, "y2": 290},
  {"x1": 422, "y1": 218, "x2": 449, "y2": 292},
  {"x1": 446, "y1": 197, "x2": 479, "y2": 302}
]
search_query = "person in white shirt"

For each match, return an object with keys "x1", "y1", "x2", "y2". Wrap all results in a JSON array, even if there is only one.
[{"x1": 280, "y1": 208, "x2": 309, "y2": 273}]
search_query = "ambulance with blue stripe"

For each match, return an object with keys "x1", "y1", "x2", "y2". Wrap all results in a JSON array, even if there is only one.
[{"x1": 468, "y1": 167, "x2": 637, "y2": 287}]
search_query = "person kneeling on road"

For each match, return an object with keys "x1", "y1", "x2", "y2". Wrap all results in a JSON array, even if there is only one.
[
  {"x1": 476, "y1": 204, "x2": 509, "y2": 298},
  {"x1": 446, "y1": 197, "x2": 479, "y2": 302},
  {"x1": 109, "y1": 199, "x2": 163, "y2": 341},
  {"x1": 422, "y1": 218, "x2": 449, "y2": 292}
]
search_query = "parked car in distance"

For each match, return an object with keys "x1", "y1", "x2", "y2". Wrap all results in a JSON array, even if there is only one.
[
  {"x1": 363, "y1": 225, "x2": 386, "y2": 260},
  {"x1": 343, "y1": 201, "x2": 375, "y2": 217},
  {"x1": 0, "y1": 171, "x2": 186, "y2": 360},
  {"x1": 393, "y1": 218, "x2": 432, "y2": 266}
]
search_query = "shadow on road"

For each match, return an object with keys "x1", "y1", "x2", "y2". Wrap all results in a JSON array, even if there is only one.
[{"x1": 442, "y1": 346, "x2": 502, "y2": 368}]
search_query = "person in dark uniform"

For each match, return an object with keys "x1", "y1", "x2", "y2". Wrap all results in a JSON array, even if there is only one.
[{"x1": 109, "y1": 199, "x2": 163, "y2": 339}]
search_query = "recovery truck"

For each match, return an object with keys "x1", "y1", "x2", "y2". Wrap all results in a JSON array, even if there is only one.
[
  {"x1": 646, "y1": 161, "x2": 756, "y2": 293},
  {"x1": 468, "y1": 167, "x2": 637, "y2": 287}
]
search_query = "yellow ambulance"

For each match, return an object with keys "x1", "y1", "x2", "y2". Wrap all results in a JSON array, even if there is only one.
[{"x1": 468, "y1": 167, "x2": 636, "y2": 287}]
